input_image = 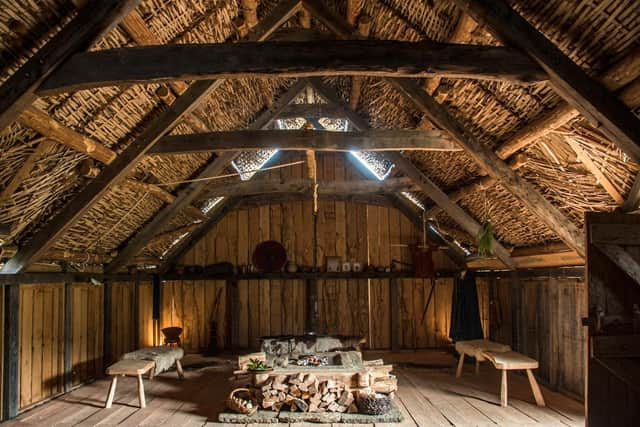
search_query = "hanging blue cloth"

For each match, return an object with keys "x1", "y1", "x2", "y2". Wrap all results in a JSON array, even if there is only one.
[{"x1": 449, "y1": 270, "x2": 484, "y2": 342}]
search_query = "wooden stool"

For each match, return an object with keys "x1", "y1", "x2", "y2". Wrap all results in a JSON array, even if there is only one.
[
  {"x1": 482, "y1": 351, "x2": 546, "y2": 408},
  {"x1": 105, "y1": 360, "x2": 155, "y2": 409}
]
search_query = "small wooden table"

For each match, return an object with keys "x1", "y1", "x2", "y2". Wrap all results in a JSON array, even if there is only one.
[
  {"x1": 482, "y1": 351, "x2": 546, "y2": 408},
  {"x1": 105, "y1": 359, "x2": 155, "y2": 409}
]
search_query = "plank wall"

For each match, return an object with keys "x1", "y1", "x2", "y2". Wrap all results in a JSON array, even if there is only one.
[
  {"x1": 175, "y1": 153, "x2": 467, "y2": 350},
  {"x1": 487, "y1": 275, "x2": 587, "y2": 399},
  {"x1": 15, "y1": 281, "x2": 136, "y2": 410}
]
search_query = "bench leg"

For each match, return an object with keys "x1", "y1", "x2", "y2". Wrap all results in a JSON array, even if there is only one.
[
  {"x1": 475, "y1": 359, "x2": 480, "y2": 375},
  {"x1": 148, "y1": 366, "x2": 155, "y2": 380},
  {"x1": 456, "y1": 353, "x2": 465, "y2": 378},
  {"x1": 105, "y1": 376, "x2": 118, "y2": 408},
  {"x1": 526, "y1": 369, "x2": 546, "y2": 407},
  {"x1": 137, "y1": 374, "x2": 146, "y2": 408},
  {"x1": 176, "y1": 359, "x2": 184, "y2": 379},
  {"x1": 500, "y1": 370, "x2": 508, "y2": 407}
]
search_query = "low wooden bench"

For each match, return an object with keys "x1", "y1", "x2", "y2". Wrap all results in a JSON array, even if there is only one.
[
  {"x1": 482, "y1": 350, "x2": 546, "y2": 408},
  {"x1": 105, "y1": 359, "x2": 155, "y2": 409},
  {"x1": 454, "y1": 339, "x2": 511, "y2": 378}
]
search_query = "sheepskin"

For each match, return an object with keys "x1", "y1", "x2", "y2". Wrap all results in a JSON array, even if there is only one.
[{"x1": 122, "y1": 346, "x2": 184, "y2": 374}]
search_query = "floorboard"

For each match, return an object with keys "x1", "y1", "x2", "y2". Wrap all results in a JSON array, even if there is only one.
[{"x1": 0, "y1": 351, "x2": 585, "y2": 427}]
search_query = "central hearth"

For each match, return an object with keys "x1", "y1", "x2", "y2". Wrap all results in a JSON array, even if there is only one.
[{"x1": 222, "y1": 335, "x2": 401, "y2": 424}]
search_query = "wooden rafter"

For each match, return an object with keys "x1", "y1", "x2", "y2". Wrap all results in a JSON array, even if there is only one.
[
  {"x1": 0, "y1": 139, "x2": 53, "y2": 206},
  {"x1": 0, "y1": 0, "x2": 140, "y2": 131},
  {"x1": 149, "y1": 129, "x2": 458, "y2": 155},
  {"x1": 389, "y1": 78, "x2": 586, "y2": 257},
  {"x1": 307, "y1": 77, "x2": 514, "y2": 268},
  {"x1": 302, "y1": 1, "x2": 583, "y2": 260},
  {"x1": 424, "y1": 153, "x2": 529, "y2": 219},
  {"x1": 105, "y1": 2, "x2": 307, "y2": 272},
  {"x1": 37, "y1": 41, "x2": 547, "y2": 95},
  {"x1": 452, "y1": 0, "x2": 640, "y2": 164},
  {"x1": 495, "y1": 47, "x2": 640, "y2": 160}
]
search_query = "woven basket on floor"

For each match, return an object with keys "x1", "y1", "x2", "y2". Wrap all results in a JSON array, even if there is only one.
[
  {"x1": 356, "y1": 392, "x2": 392, "y2": 415},
  {"x1": 226, "y1": 388, "x2": 257, "y2": 415}
]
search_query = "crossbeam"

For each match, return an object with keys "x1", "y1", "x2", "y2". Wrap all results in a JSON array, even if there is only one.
[
  {"x1": 149, "y1": 129, "x2": 459, "y2": 155},
  {"x1": 36, "y1": 41, "x2": 547, "y2": 95},
  {"x1": 201, "y1": 177, "x2": 420, "y2": 198}
]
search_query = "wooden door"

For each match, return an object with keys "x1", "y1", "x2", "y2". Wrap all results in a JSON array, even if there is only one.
[{"x1": 586, "y1": 212, "x2": 640, "y2": 426}]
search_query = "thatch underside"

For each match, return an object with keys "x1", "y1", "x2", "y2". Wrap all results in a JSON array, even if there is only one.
[{"x1": 0, "y1": 0, "x2": 639, "y2": 270}]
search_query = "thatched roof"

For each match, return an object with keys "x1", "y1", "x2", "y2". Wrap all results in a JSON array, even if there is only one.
[{"x1": 0, "y1": 0, "x2": 639, "y2": 271}]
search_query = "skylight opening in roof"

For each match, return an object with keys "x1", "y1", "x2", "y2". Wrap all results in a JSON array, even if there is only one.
[
  {"x1": 232, "y1": 149, "x2": 278, "y2": 181},
  {"x1": 201, "y1": 196, "x2": 225, "y2": 215},
  {"x1": 349, "y1": 151, "x2": 394, "y2": 181}
]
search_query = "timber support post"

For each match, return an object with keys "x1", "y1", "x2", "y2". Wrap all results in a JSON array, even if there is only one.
[
  {"x1": 103, "y1": 279, "x2": 112, "y2": 370},
  {"x1": 390, "y1": 278, "x2": 399, "y2": 351},
  {"x1": 64, "y1": 282, "x2": 73, "y2": 392},
  {"x1": 306, "y1": 279, "x2": 319, "y2": 333},
  {"x1": 228, "y1": 279, "x2": 240, "y2": 350},
  {"x1": 133, "y1": 274, "x2": 140, "y2": 348},
  {"x1": 152, "y1": 274, "x2": 162, "y2": 346},
  {"x1": 3, "y1": 283, "x2": 19, "y2": 420}
]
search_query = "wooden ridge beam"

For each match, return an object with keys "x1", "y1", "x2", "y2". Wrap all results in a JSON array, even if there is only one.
[
  {"x1": 496, "y1": 47, "x2": 640, "y2": 159},
  {"x1": 107, "y1": 3, "x2": 310, "y2": 272},
  {"x1": 453, "y1": 0, "x2": 640, "y2": 164},
  {"x1": 37, "y1": 41, "x2": 547, "y2": 95},
  {"x1": 0, "y1": 0, "x2": 140, "y2": 131},
  {"x1": 389, "y1": 78, "x2": 586, "y2": 258},
  {"x1": 149, "y1": 129, "x2": 459, "y2": 155}
]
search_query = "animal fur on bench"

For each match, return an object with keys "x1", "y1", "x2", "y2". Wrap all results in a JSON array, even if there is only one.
[{"x1": 122, "y1": 346, "x2": 184, "y2": 374}]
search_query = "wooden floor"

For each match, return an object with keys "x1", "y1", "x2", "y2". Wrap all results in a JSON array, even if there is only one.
[{"x1": 1, "y1": 351, "x2": 585, "y2": 426}]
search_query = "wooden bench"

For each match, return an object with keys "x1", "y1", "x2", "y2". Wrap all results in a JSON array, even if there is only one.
[
  {"x1": 454, "y1": 339, "x2": 511, "y2": 377},
  {"x1": 105, "y1": 359, "x2": 155, "y2": 409},
  {"x1": 482, "y1": 350, "x2": 546, "y2": 408}
]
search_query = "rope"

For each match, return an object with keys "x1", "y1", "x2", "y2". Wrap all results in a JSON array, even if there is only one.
[{"x1": 156, "y1": 160, "x2": 305, "y2": 186}]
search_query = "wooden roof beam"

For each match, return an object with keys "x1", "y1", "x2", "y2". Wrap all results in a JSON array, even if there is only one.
[
  {"x1": 424, "y1": 153, "x2": 528, "y2": 219},
  {"x1": 452, "y1": 0, "x2": 640, "y2": 164},
  {"x1": 496, "y1": 47, "x2": 640, "y2": 159},
  {"x1": 0, "y1": 0, "x2": 140, "y2": 131},
  {"x1": 104, "y1": 1, "x2": 307, "y2": 273},
  {"x1": 306, "y1": 77, "x2": 512, "y2": 268},
  {"x1": 390, "y1": 77, "x2": 586, "y2": 258},
  {"x1": 0, "y1": 0, "x2": 304, "y2": 274},
  {"x1": 149, "y1": 129, "x2": 459, "y2": 155},
  {"x1": 299, "y1": 0, "x2": 583, "y2": 259},
  {"x1": 37, "y1": 41, "x2": 547, "y2": 95},
  {"x1": 200, "y1": 177, "x2": 420, "y2": 198}
]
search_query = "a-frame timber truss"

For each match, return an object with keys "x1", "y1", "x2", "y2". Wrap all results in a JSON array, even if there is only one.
[{"x1": 1, "y1": 0, "x2": 639, "y2": 275}]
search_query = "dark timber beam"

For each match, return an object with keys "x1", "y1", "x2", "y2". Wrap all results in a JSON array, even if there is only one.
[
  {"x1": 105, "y1": 3, "x2": 307, "y2": 272},
  {"x1": 1, "y1": 0, "x2": 302, "y2": 274},
  {"x1": 387, "y1": 152, "x2": 516, "y2": 269},
  {"x1": 277, "y1": 103, "x2": 345, "y2": 120},
  {"x1": 201, "y1": 177, "x2": 420, "y2": 198},
  {"x1": 389, "y1": 78, "x2": 586, "y2": 258},
  {"x1": 37, "y1": 41, "x2": 547, "y2": 95},
  {"x1": 452, "y1": 0, "x2": 640, "y2": 164},
  {"x1": 3, "y1": 283, "x2": 19, "y2": 420},
  {"x1": 308, "y1": 77, "x2": 513, "y2": 268},
  {"x1": 149, "y1": 129, "x2": 459, "y2": 155},
  {"x1": 0, "y1": 0, "x2": 140, "y2": 131}
]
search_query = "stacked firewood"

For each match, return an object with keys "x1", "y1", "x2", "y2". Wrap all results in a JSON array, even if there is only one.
[{"x1": 253, "y1": 373, "x2": 358, "y2": 413}]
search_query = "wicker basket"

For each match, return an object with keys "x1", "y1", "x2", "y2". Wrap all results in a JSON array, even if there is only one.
[
  {"x1": 356, "y1": 392, "x2": 392, "y2": 415},
  {"x1": 225, "y1": 388, "x2": 257, "y2": 415}
]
